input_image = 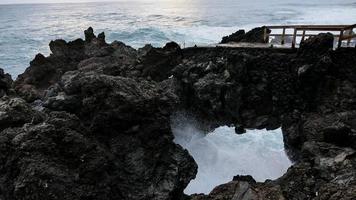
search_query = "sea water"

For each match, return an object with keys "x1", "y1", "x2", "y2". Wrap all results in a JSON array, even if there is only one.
[
  {"x1": 171, "y1": 114, "x2": 292, "y2": 194},
  {"x1": 1, "y1": 0, "x2": 356, "y2": 77}
]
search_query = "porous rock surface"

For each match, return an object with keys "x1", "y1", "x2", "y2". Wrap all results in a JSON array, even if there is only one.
[
  {"x1": 1, "y1": 28, "x2": 356, "y2": 200},
  {"x1": 1, "y1": 28, "x2": 196, "y2": 200}
]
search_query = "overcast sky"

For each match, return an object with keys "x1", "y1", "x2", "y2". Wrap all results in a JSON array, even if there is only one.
[{"x1": 0, "y1": 0, "x2": 118, "y2": 4}]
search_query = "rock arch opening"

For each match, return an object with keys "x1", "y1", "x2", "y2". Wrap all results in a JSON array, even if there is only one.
[{"x1": 171, "y1": 113, "x2": 292, "y2": 195}]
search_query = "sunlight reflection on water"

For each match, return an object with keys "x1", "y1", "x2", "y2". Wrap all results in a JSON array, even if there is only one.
[{"x1": 1, "y1": 0, "x2": 356, "y2": 77}]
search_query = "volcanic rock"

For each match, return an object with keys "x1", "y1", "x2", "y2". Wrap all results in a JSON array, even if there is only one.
[
  {"x1": 84, "y1": 27, "x2": 96, "y2": 42},
  {"x1": 220, "y1": 27, "x2": 271, "y2": 44},
  {"x1": 221, "y1": 29, "x2": 245, "y2": 44},
  {"x1": 0, "y1": 68, "x2": 12, "y2": 98},
  {"x1": 1, "y1": 28, "x2": 356, "y2": 200}
]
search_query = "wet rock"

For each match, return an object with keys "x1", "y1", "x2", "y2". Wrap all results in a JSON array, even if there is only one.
[{"x1": 234, "y1": 124, "x2": 246, "y2": 134}]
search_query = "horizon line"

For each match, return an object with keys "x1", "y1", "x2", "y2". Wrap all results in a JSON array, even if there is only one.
[{"x1": 0, "y1": 0, "x2": 134, "y2": 6}]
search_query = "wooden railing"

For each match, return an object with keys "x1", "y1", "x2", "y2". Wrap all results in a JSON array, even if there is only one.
[{"x1": 264, "y1": 24, "x2": 356, "y2": 48}]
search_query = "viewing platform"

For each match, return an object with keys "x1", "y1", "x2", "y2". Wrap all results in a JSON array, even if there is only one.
[{"x1": 214, "y1": 24, "x2": 356, "y2": 49}]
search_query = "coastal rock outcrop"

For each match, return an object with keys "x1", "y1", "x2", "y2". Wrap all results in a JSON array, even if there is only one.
[
  {"x1": 173, "y1": 48, "x2": 297, "y2": 130},
  {"x1": 138, "y1": 41, "x2": 182, "y2": 81},
  {"x1": 14, "y1": 27, "x2": 113, "y2": 102},
  {"x1": 1, "y1": 28, "x2": 197, "y2": 200},
  {"x1": 221, "y1": 30, "x2": 245, "y2": 44},
  {"x1": 1, "y1": 28, "x2": 356, "y2": 200},
  {"x1": 220, "y1": 27, "x2": 271, "y2": 44},
  {"x1": 185, "y1": 33, "x2": 356, "y2": 199}
]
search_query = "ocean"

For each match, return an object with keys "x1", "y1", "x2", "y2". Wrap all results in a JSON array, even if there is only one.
[{"x1": 1, "y1": 0, "x2": 356, "y2": 77}]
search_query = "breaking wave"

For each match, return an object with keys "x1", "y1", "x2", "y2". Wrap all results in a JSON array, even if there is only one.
[{"x1": 171, "y1": 114, "x2": 292, "y2": 194}]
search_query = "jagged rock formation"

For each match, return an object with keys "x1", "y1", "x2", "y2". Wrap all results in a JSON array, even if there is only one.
[
  {"x1": 173, "y1": 47, "x2": 297, "y2": 130},
  {"x1": 221, "y1": 30, "x2": 246, "y2": 44},
  {"x1": 1, "y1": 28, "x2": 196, "y2": 200},
  {"x1": 220, "y1": 27, "x2": 271, "y2": 44},
  {"x1": 1, "y1": 27, "x2": 356, "y2": 200},
  {"x1": 178, "y1": 34, "x2": 356, "y2": 199}
]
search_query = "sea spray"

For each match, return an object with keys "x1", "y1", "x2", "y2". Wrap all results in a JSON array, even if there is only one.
[{"x1": 171, "y1": 113, "x2": 292, "y2": 194}]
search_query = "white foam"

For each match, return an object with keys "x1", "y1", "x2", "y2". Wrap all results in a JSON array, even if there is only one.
[{"x1": 172, "y1": 116, "x2": 292, "y2": 195}]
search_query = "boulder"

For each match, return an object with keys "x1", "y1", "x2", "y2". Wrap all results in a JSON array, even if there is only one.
[{"x1": 299, "y1": 33, "x2": 334, "y2": 56}]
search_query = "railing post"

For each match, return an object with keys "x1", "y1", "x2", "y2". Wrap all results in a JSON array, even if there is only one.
[
  {"x1": 281, "y1": 28, "x2": 286, "y2": 45},
  {"x1": 301, "y1": 30, "x2": 306, "y2": 42},
  {"x1": 263, "y1": 27, "x2": 267, "y2": 43},
  {"x1": 346, "y1": 29, "x2": 352, "y2": 46},
  {"x1": 338, "y1": 29, "x2": 344, "y2": 48},
  {"x1": 292, "y1": 28, "x2": 297, "y2": 49}
]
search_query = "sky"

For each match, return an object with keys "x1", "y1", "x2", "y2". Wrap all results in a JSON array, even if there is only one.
[{"x1": 0, "y1": 0, "x2": 118, "y2": 4}]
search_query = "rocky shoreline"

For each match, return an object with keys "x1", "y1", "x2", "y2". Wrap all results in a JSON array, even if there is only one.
[{"x1": 0, "y1": 27, "x2": 356, "y2": 200}]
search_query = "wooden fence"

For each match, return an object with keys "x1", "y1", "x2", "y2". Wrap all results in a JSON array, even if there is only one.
[{"x1": 264, "y1": 24, "x2": 356, "y2": 48}]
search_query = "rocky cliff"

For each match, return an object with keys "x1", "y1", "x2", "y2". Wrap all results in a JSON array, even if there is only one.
[{"x1": 0, "y1": 28, "x2": 356, "y2": 200}]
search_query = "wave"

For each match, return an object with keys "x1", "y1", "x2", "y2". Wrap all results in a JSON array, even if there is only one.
[{"x1": 171, "y1": 113, "x2": 292, "y2": 195}]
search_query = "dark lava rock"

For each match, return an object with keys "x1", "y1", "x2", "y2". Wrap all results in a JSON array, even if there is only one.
[
  {"x1": 49, "y1": 38, "x2": 85, "y2": 59},
  {"x1": 173, "y1": 48, "x2": 296, "y2": 129},
  {"x1": 0, "y1": 92, "x2": 197, "y2": 200},
  {"x1": 221, "y1": 27, "x2": 271, "y2": 44},
  {"x1": 241, "y1": 26, "x2": 271, "y2": 43},
  {"x1": 234, "y1": 123, "x2": 246, "y2": 134},
  {"x1": 139, "y1": 41, "x2": 182, "y2": 81},
  {"x1": 84, "y1": 27, "x2": 96, "y2": 42},
  {"x1": 221, "y1": 29, "x2": 245, "y2": 44},
  {"x1": 0, "y1": 96, "x2": 44, "y2": 131},
  {"x1": 0, "y1": 68, "x2": 12, "y2": 97},
  {"x1": 183, "y1": 41, "x2": 356, "y2": 200},
  {"x1": 1, "y1": 28, "x2": 197, "y2": 200},
  {"x1": 299, "y1": 33, "x2": 334, "y2": 56},
  {"x1": 2, "y1": 27, "x2": 356, "y2": 200},
  {"x1": 1, "y1": 73, "x2": 197, "y2": 200},
  {"x1": 98, "y1": 32, "x2": 106, "y2": 42},
  {"x1": 14, "y1": 29, "x2": 115, "y2": 102}
]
